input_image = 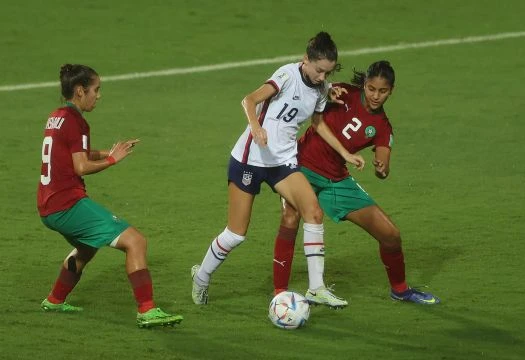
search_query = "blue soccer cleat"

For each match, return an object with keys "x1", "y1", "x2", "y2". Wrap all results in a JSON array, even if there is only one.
[{"x1": 390, "y1": 288, "x2": 440, "y2": 305}]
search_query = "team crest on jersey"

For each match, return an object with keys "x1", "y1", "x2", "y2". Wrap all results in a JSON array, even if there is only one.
[
  {"x1": 364, "y1": 126, "x2": 376, "y2": 138},
  {"x1": 242, "y1": 171, "x2": 253, "y2": 186}
]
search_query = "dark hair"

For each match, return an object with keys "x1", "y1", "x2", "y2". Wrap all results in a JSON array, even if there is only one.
[
  {"x1": 59, "y1": 64, "x2": 98, "y2": 100},
  {"x1": 306, "y1": 31, "x2": 338, "y2": 63},
  {"x1": 350, "y1": 60, "x2": 395, "y2": 89}
]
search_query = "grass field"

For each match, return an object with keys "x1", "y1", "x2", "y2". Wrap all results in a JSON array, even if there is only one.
[{"x1": 1, "y1": 1, "x2": 524, "y2": 359}]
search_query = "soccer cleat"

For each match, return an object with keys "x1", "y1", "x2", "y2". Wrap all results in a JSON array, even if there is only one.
[
  {"x1": 390, "y1": 288, "x2": 440, "y2": 305},
  {"x1": 41, "y1": 298, "x2": 83, "y2": 312},
  {"x1": 305, "y1": 287, "x2": 348, "y2": 309},
  {"x1": 191, "y1": 264, "x2": 209, "y2": 305},
  {"x1": 136, "y1": 307, "x2": 183, "y2": 328}
]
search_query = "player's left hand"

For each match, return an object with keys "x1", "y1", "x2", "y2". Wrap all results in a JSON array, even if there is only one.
[
  {"x1": 328, "y1": 86, "x2": 348, "y2": 104},
  {"x1": 373, "y1": 158, "x2": 387, "y2": 178}
]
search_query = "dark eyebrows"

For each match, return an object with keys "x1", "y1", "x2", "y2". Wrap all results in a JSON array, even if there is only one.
[
  {"x1": 367, "y1": 84, "x2": 389, "y2": 92},
  {"x1": 316, "y1": 66, "x2": 331, "y2": 73}
]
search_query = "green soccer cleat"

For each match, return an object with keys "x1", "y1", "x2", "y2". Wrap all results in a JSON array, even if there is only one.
[
  {"x1": 136, "y1": 308, "x2": 183, "y2": 329},
  {"x1": 191, "y1": 264, "x2": 209, "y2": 305},
  {"x1": 41, "y1": 298, "x2": 83, "y2": 312},
  {"x1": 305, "y1": 287, "x2": 348, "y2": 309}
]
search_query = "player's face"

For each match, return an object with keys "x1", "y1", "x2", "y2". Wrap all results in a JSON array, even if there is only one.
[
  {"x1": 363, "y1": 76, "x2": 392, "y2": 111},
  {"x1": 79, "y1": 76, "x2": 101, "y2": 112},
  {"x1": 302, "y1": 57, "x2": 336, "y2": 85}
]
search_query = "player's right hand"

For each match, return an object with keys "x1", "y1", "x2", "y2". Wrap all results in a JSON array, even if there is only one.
[
  {"x1": 328, "y1": 86, "x2": 348, "y2": 104},
  {"x1": 250, "y1": 124, "x2": 268, "y2": 146},
  {"x1": 345, "y1": 153, "x2": 365, "y2": 170}
]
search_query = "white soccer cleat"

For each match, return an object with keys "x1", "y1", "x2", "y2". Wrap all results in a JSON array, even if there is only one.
[
  {"x1": 305, "y1": 286, "x2": 348, "y2": 309},
  {"x1": 191, "y1": 264, "x2": 209, "y2": 305}
]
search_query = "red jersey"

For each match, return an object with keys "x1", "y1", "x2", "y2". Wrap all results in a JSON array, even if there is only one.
[
  {"x1": 37, "y1": 105, "x2": 90, "y2": 216},
  {"x1": 299, "y1": 84, "x2": 393, "y2": 181}
]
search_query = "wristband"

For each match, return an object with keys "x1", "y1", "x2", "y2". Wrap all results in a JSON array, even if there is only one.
[{"x1": 106, "y1": 156, "x2": 116, "y2": 165}]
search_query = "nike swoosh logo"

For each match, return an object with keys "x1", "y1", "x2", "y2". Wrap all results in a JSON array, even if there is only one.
[
  {"x1": 420, "y1": 297, "x2": 438, "y2": 304},
  {"x1": 273, "y1": 259, "x2": 286, "y2": 267}
]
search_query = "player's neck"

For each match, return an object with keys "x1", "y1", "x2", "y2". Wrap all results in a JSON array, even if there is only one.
[
  {"x1": 299, "y1": 64, "x2": 318, "y2": 88},
  {"x1": 65, "y1": 101, "x2": 83, "y2": 114}
]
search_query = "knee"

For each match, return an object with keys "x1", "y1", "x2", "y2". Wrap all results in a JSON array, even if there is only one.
[
  {"x1": 281, "y1": 206, "x2": 301, "y2": 229},
  {"x1": 66, "y1": 248, "x2": 96, "y2": 273},
  {"x1": 303, "y1": 203, "x2": 323, "y2": 224},
  {"x1": 132, "y1": 233, "x2": 148, "y2": 252},
  {"x1": 380, "y1": 227, "x2": 402, "y2": 251},
  {"x1": 118, "y1": 229, "x2": 148, "y2": 254}
]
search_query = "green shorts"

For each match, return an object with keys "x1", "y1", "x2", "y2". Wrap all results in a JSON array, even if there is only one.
[
  {"x1": 41, "y1": 197, "x2": 130, "y2": 249},
  {"x1": 301, "y1": 166, "x2": 376, "y2": 223}
]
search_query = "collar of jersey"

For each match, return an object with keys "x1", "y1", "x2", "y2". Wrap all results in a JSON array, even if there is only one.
[
  {"x1": 65, "y1": 101, "x2": 82, "y2": 114},
  {"x1": 298, "y1": 64, "x2": 321, "y2": 89}
]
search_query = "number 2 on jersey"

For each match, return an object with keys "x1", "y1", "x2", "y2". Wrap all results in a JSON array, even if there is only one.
[
  {"x1": 342, "y1": 117, "x2": 362, "y2": 139},
  {"x1": 41, "y1": 136, "x2": 53, "y2": 185}
]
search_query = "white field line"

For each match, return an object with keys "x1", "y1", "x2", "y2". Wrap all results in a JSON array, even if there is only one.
[{"x1": 1, "y1": 31, "x2": 524, "y2": 92}]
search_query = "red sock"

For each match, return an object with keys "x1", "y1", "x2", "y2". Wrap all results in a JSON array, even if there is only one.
[
  {"x1": 273, "y1": 225, "x2": 298, "y2": 294},
  {"x1": 47, "y1": 266, "x2": 81, "y2": 304},
  {"x1": 128, "y1": 268, "x2": 156, "y2": 313},
  {"x1": 379, "y1": 246, "x2": 408, "y2": 293}
]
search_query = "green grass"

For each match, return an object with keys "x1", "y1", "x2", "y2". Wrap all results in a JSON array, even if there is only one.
[{"x1": 1, "y1": 1, "x2": 525, "y2": 359}]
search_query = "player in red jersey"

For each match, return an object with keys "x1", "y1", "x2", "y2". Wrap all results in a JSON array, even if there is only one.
[
  {"x1": 273, "y1": 61, "x2": 440, "y2": 306},
  {"x1": 38, "y1": 64, "x2": 183, "y2": 328}
]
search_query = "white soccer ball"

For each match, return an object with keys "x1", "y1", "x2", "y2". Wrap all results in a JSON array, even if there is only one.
[{"x1": 268, "y1": 291, "x2": 310, "y2": 329}]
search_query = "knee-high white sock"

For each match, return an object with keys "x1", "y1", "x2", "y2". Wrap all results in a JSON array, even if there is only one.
[
  {"x1": 195, "y1": 227, "x2": 245, "y2": 286},
  {"x1": 303, "y1": 223, "x2": 325, "y2": 290}
]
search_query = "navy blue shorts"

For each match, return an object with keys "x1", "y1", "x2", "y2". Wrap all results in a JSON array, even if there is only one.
[{"x1": 228, "y1": 156, "x2": 300, "y2": 195}]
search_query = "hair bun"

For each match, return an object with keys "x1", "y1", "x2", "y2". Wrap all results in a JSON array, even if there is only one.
[{"x1": 59, "y1": 64, "x2": 73, "y2": 77}]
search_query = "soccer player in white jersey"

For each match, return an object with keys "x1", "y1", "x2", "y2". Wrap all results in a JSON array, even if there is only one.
[{"x1": 191, "y1": 32, "x2": 365, "y2": 306}]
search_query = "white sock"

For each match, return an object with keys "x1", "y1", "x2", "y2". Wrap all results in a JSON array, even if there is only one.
[
  {"x1": 303, "y1": 223, "x2": 325, "y2": 290},
  {"x1": 196, "y1": 227, "x2": 245, "y2": 286}
]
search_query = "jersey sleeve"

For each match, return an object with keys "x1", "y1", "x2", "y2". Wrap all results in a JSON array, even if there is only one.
[
  {"x1": 64, "y1": 116, "x2": 88, "y2": 154},
  {"x1": 314, "y1": 83, "x2": 329, "y2": 113},
  {"x1": 265, "y1": 67, "x2": 292, "y2": 94},
  {"x1": 374, "y1": 118, "x2": 394, "y2": 149}
]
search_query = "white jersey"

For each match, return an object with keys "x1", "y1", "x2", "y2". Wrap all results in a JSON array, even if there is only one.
[{"x1": 231, "y1": 62, "x2": 329, "y2": 167}]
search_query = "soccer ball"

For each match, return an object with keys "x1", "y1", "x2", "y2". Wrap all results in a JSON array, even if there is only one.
[{"x1": 268, "y1": 291, "x2": 310, "y2": 330}]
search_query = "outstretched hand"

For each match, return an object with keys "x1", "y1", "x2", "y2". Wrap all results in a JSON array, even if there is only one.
[
  {"x1": 109, "y1": 139, "x2": 139, "y2": 163},
  {"x1": 328, "y1": 86, "x2": 348, "y2": 104},
  {"x1": 126, "y1": 139, "x2": 140, "y2": 148}
]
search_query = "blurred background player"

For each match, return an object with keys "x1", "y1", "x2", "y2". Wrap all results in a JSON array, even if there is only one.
[
  {"x1": 191, "y1": 32, "x2": 365, "y2": 305},
  {"x1": 38, "y1": 64, "x2": 183, "y2": 328},
  {"x1": 273, "y1": 60, "x2": 440, "y2": 306}
]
